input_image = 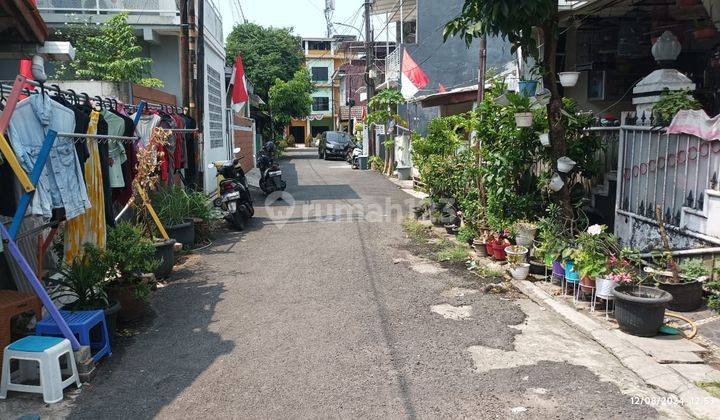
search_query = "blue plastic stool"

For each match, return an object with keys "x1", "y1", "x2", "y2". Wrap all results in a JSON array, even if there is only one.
[{"x1": 35, "y1": 310, "x2": 111, "y2": 363}]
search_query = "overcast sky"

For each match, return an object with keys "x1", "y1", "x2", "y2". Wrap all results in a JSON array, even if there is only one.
[{"x1": 218, "y1": 0, "x2": 393, "y2": 41}]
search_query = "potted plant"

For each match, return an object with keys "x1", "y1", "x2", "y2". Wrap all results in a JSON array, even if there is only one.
[
  {"x1": 556, "y1": 156, "x2": 577, "y2": 173},
  {"x1": 106, "y1": 223, "x2": 161, "y2": 321},
  {"x1": 535, "y1": 216, "x2": 569, "y2": 283},
  {"x1": 492, "y1": 234, "x2": 510, "y2": 261},
  {"x1": 508, "y1": 92, "x2": 534, "y2": 127},
  {"x1": 457, "y1": 225, "x2": 476, "y2": 247},
  {"x1": 505, "y1": 245, "x2": 529, "y2": 265},
  {"x1": 652, "y1": 89, "x2": 702, "y2": 126},
  {"x1": 152, "y1": 186, "x2": 196, "y2": 248},
  {"x1": 548, "y1": 173, "x2": 564, "y2": 192},
  {"x1": 187, "y1": 190, "x2": 214, "y2": 244},
  {"x1": 514, "y1": 221, "x2": 537, "y2": 248},
  {"x1": 570, "y1": 224, "x2": 617, "y2": 295},
  {"x1": 539, "y1": 132, "x2": 550, "y2": 147},
  {"x1": 52, "y1": 244, "x2": 121, "y2": 339},
  {"x1": 613, "y1": 283, "x2": 673, "y2": 337},
  {"x1": 508, "y1": 263, "x2": 531, "y2": 281},
  {"x1": 598, "y1": 251, "x2": 639, "y2": 298},
  {"x1": 656, "y1": 259, "x2": 709, "y2": 312}
]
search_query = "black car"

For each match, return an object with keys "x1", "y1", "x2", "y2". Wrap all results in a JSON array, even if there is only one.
[{"x1": 318, "y1": 131, "x2": 352, "y2": 160}]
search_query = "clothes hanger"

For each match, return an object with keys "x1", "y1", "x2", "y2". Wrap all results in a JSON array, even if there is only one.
[
  {"x1": 67, "y1": 89, "x2": 78, "y2": 106},
  {"x1": 94, "y1": 96, "x2": 103, "y2": 111}
]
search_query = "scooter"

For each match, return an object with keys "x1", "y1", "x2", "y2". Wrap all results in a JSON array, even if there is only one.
[
  {"x1": 257, "y1": 141, "x2": 287, "y2": 195},
  {"x1": 350, "y1": 142, "x2": 363, "y2": 169},
  {"x1": 210, "y1": 147, "x2": 254, "y2": 230}
]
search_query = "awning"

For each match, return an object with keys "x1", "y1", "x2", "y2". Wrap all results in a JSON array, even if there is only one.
[
  {"x1": 370, "y1": 0, "x2": 418, "y2": 21},
  {"x1": 0, "y1": 0, "x2": 48, "y2": 44}
]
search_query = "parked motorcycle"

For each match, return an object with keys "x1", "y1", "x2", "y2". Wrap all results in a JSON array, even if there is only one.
[
  {"x1": 209, "y1": 147, "x2": 254, "y2": 230},
  {"x1": 257, "y1": 141, "x2": 287, "y2": 195},
  {"x1": 349, "y1": 141, "x2": 363, "y2": 169}
]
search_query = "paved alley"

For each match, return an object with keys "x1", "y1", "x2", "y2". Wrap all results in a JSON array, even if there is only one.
[{"x1": 3, "y1": 150, "x2": 685, "y2": 419}]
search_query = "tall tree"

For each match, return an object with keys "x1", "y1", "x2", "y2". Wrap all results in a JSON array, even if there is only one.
[
  {"x1": 225, "y1": 23, "x2": 304, "y2": 100},
  {"x1": 54, "y1": 13, "x2": 163, "y2": 88},
  {"x1": 444, "y1": 0, "x2": 573, "y2": 221},
  {"x1": 268, "y1": 69, "x2": 314, "y2": 137}
]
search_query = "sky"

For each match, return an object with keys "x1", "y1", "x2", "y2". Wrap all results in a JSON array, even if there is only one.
[{"x1": 216, "y1": 0, "x2": 393, "y2": 41}]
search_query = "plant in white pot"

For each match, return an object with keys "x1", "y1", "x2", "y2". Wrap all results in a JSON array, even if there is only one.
[
  {"x1": 539, "y1": 132, "x2": 550, "y2": 147},
  {"x1": 514, "y1": 221, "x2": 537, "y2": 248},
  {"x1": 508, "y1": 92, "x2": 534, "y2": 128},
  {"x1": 557, "y1": 156, "x2": 577, "y2": 173},
  {"x1": 558, "y1": 71, "x2": 580, "y2": 87}
]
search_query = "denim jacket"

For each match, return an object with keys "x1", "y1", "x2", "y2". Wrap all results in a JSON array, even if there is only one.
[{"x1": 8, "y1": 93, "x2": 91, "y2": 220}]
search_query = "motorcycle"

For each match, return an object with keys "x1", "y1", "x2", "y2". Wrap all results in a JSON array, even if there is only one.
[
  {"x1": 257, "y1": 141, "x2": 287, "y2": 195},
  {"x1": 349, "y1": 141, "x2": 363, "y2": 168},
  {"x1": 209, "y1": 147, "x2": 254, "y2": 230}
]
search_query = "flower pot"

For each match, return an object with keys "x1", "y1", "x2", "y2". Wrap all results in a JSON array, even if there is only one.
[
  {"x1": 492, "y1": 241, "x2": 508, "y2": 261},
  {"x1": 518, "y1": 80, "x2": 538, "y2": 97},
  {"x1": 551, "y1": 260, "x2": 565, "y2": 284},
  {"x1": 549, "y1": 173, "x2": 564, "y2": 192},
  {"x1": 515, "y1": 234, "x2": 533, "y2": 248},
  {"x1": 505, "y1": 245, "x2": 529, "y2": 265},
  {"x1": 694, "y1": 27, "x2": 716, "y2": 40},
  {"x1": 539, "y1": 132, "x2": 550, "y2": 147},
  {"x1": 557, "y1": 156, "x2": 577, "y2": 173},
  {"x1": 485, "y1": 241, "x2": 494, "y2": 257},
  {"x1": 595, "y1": 277, "x2": 616, "y2": 298},
  {"x1": 529, "y1": 259, "x2": 546, "y2": 276},
  {"x1": 564, "y1": 261, "x2": 580, "y2": 283},
  {"x1": 509, "y1": 263, "x2": 531, "y2": 281},
  {"x1": 657, "y1": 280, "x2": 704, "y2": 312},
  {"x1": 166, "y1": 220, "x2": 195, "y2": 248},
  {"x1": 580, "y1": 275, "x2": 596, "y2": 294},
  {"x1": 104, "y1": 299, "x2": 122, "y2": 342},
  {"x1": 153, "y1": 239, "x2": 176, "y2": 279},
  {"x1": 558, "y1": 71, "x2": 580, "y2": 87},
  {"x1": 473, "y1": 240, "x2": 488, "y2": 257},
  {"x1": 107, "y1": 284, "x2": 150, "y2": 323},
  {"x1": 613, "y1": 284, "x2": 673, "y2": 337},
  {"x1": 515, "y1": 112, "x2": 533, "y2": 128}
]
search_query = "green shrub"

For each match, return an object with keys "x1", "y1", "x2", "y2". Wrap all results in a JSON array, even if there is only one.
[
  {"x1": 457, "y1": 225, "x2": 476, "y2": 244},
  {"x1": 53, "y1": 244, "x2": 112, "y2": 311},
  {"x1": 107, "y1": 222, "x2": 159, "y2": 283}
]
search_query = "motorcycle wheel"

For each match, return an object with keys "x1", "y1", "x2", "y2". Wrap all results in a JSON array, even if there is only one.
[{"x1": 230, "y1": 208, "x2": 246, "y2": 230}]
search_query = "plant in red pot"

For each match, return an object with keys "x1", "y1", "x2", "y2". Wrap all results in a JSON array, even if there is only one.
[{"x1": 492, "y1": 232, "x2": 510, "y2": 261}]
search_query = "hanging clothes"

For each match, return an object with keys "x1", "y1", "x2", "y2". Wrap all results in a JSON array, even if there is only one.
[
  {"x1": 101, "y1": 109, "x2": 128, "y2": 189},
  {"x1": 132, "y1": 112, "x2": 162, "y2": 148},
  {"x1": 181, "y1": 114, "x2": 198, "y2": 188},
  {"x1": 51, "y1": 96, "x2": 90, "y2": 176},
  {"x1": 112, "y1": 112, "x2": 138, "y2": 207},
  {"x1": 7, "y1": 93, "x2": 90, "y2": 220},
  {"x1": 64, "y1": 111, "x2": 106, "y2": 263}
]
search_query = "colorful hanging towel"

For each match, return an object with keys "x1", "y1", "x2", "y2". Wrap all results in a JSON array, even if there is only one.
[
  {"x1": 667, "y1": 110, "x2": 720, "y2": 141},
  {"x1": 64, "y1": 111, "x2": 106, "y2": 263}
]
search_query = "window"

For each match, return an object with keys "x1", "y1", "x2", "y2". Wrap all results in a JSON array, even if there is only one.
[
  {"x1": 312, "y1": 97, "x2": 330, "y2": 111},
  {"x1": 311, "y1": 67, "x2": 329, "y2": 82},
  {"x1": 206, "y1": 66, "x2": 224, "y2": 149},
  {"x1": 307, "y1": 41, "x2": 331, "y2": 51}
]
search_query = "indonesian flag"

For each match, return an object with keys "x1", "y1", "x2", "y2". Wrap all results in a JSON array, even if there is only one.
[
  {"x1": 230, "y1": 55, "x2": 249, "y2": 112},
  {"x1": 400, "y1": 49, "x2": 429, "y2": 99},
  {"x1": 438, "y1": 83, "x2": 446, "y2": 93}
]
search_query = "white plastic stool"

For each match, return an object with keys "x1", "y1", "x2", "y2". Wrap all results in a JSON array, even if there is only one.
[{"x1": 0, "y1": 336, "x2": 81, "y2": 403}]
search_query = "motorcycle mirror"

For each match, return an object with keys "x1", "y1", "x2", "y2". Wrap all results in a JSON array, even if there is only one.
[
  {"x1": 207, "y1": 163, "x2": 214, "y2": 169},
  {"x1": 233, "y1": 147, "x2": 241, "y2": 154}
]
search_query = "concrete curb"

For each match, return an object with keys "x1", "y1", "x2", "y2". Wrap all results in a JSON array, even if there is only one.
[{"x1": 510, "y1": 278, "x2": 720, "y2": 419}]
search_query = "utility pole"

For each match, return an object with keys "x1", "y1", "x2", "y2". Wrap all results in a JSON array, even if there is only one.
[
  {"x1": 364, "y1": 0, "x2": 375, "y2": 154},
  {"x1": 180, "y1": 0, "x2": 189, "y2": 111},
  {"x1": 476, "y1": 35, "x2": 487, "y2": 200}
]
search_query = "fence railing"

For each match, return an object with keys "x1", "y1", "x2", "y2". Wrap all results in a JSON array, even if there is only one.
[
  {"x1": 385, "y1": 46, "x2": 401, "y2": 84},
  {"x1": 617, "y1": 126, "x2": 720, "y2": 227},
  {"x1": 36, "y1": 0, "x2": 178, "y2": 15}
]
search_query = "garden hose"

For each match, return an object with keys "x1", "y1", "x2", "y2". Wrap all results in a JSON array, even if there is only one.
[{"x1": 664, "y1": 312, "x2": 698, "y2": 339}]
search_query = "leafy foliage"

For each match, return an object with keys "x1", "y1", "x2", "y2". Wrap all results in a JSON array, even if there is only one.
[
  {"x1": 106, "y1": 223, "x2": 160, "y2": 283},
  {"x1": 268, "y1": 69, "x2": 314, "y2": 129},
  {"x1": 568, "y1": 225, "x2": 619, "y2": 279},
  {"x1": 151, "y1": 186, "x2": 210, "y2": 227},
  {"x1": 444, "y1": 0, "x2": 555, "y2": 58},
  {"x1": 366, "y1": 89, "x2": 407, "y2": 127},
  {"x1": 53, "y1": 13, "x2": 163, "y2": 87},
  {"x1": 225, "y1": 23, "x2": 303, "y2": 100},
  {"x1": 653, "y1": 89, "x2": 702, "y2": 126},
  {"x1": 53, "y1": 244, "x2": 112, "y2": 311}
]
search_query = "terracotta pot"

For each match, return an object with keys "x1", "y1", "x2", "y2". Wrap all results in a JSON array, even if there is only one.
[
  {"x1": 107, "y1": 283, "x2": 150, "y2": 322},
  {"x1": 485, "y1": 241, "x2": 494, "y2": 256},
  {"x1": 694, "y1": 27, "x2": 716, "y2": 40},
  {"x1": 473, "y1": 240, "x2": 488, "y2": 257},
  {"x1": 580, "y1": 276, "x2": 596, "y2": 293},
  {"x1": 492, "y1": 240, "x2": 508, "y2": 261}
]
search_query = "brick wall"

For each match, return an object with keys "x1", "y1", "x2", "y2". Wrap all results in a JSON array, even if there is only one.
[{"x1": 233, "y1": 114, "x2": 255, "y2": 172}]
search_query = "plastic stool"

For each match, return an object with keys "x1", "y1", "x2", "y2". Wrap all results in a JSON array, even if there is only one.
[
  {"x1": 35, "y1": 310, "x2": 111, "y2": 363},
  {"x1": 0, "y1": 336, "x2": 81, "y2": 403}
]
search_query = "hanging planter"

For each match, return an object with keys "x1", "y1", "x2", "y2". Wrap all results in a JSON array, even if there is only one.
[
  {"x1": 518, "y1": 80, "x2": 538, "y2": 97},
  {"x1": 558, "y1": 71, "x2": 580, "y2": 87},
  {"x1": 549, "y1": 173, "x2": 565, "y2": 192},
  {"x1": 515, "y1": 112, "x2": 533, "y2": 128},
  {"x1": 557, "y1": 156, "x2": 577, "y2": 173},
  {"x1": 539, "y1": 132, "x2": 550, "y2": 147}
]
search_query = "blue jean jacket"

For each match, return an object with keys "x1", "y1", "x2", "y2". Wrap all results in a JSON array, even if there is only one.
[{"x1": 8, "y1": 93, "x2": 90, "y2": 220}]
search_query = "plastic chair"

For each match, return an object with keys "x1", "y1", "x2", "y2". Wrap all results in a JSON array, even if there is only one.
[
  {"x1": 35, "y1": 310, "x2": 110, "y2": 363},
  {"x1": 0, "y1": 336, "x2": 81, "y2": 404}
]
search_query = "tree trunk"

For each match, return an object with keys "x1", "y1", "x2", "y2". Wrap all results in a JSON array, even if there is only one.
[{"x1": 542, "y1": 15, "x2": 573, "y2": 224}]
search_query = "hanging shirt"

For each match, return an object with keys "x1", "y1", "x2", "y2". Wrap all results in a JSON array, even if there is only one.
[
  {"x1": 132, "y1": 113, "x2": 162, "y2": 148},
  {"x1": 7, "y1": 93, "x2": 90, "y2": 220},
  {"x1": 101, "y1": 109, "x2": 128, "y2": 189}
]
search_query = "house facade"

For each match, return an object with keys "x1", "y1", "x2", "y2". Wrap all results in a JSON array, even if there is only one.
[{"x1": 288, "y1": 36, "x2": 359, "y2": 141}]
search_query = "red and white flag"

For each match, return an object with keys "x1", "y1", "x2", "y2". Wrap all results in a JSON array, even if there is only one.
[
  {"x1": 230, "y1": 55, "x2": 249, "y2": 112},
  {"x1": 400, "y1": 49, "x2": 429, "y2": 99}
]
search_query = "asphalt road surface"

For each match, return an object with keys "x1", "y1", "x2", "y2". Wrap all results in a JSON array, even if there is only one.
[{"x1": 4, "y1": 149, "x2": 679, "y2": 419}]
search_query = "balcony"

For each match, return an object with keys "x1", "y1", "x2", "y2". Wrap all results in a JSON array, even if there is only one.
[{"x1": 36, "y1": 0, "x2": 180, "y2": 29}]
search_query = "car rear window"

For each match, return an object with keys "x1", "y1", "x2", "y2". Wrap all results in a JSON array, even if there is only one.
[{"x1": 327, "y1": 132, "x2": 350, "y2": 143}]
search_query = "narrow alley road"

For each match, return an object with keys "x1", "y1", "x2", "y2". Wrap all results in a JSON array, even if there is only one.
[{"x1": 16, "y1": 149, "x2": 680, "y2": 419}]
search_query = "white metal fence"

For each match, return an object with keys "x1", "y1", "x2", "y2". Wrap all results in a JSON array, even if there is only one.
[
  {"x1": 617, "y1": 126, "x2": 720, "y2": 227},
  {"x1": 385, "y1": 46, "x2": 401, "y2": 84}
]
